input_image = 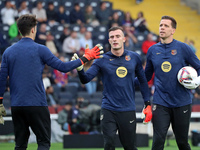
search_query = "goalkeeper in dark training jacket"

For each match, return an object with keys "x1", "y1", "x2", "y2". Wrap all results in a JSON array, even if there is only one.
[
  {"x1": 145, "y1": 15, "x2": 200, "y2": 150},
  {"x1": 72, "y1": 26, "x2": 152, "y2": 150},
  {"x1": 0, "y1": 14, "x2": 103, "y2": 150}
]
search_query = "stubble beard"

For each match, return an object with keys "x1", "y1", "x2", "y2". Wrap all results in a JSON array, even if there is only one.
[{"x1": 112, "y1": 45, "x2": 122, "y2": 51}]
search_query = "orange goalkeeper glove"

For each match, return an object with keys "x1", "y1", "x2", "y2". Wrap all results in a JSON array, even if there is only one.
[
  {"x1": 141, "y1": 101, "x2": 152, "y2": 124},
  {"x1": 80, "y1": 44, "x2": 104, "y2": 64}
]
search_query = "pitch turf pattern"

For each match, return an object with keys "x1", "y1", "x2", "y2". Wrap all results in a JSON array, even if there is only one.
[{"x1": 0, "y1": 140, "x2": 199, "y2": 150}]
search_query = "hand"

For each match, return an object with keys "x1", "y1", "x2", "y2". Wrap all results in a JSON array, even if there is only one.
[
  {"x1": 0, "y1": 104, "x2": 6, "y2": 116},
  {"x1": 83, "y1": 44, "x2": 104, "y2": 62},
  {"x1": 141, "y1": 105, "x2": 152, "y2": 124},
  {"x1": 182, "y1": 76, "x2": 200, "y2": 89},
  {"x1": 0, "y1": 116, "x2": 4, "y2": 125},
  {"x1": 72, "y1": 53, "x2": 83, "y2": 71}
]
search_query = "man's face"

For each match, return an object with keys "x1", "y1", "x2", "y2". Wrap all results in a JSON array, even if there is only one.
[
  {"x1": 159, "y1": 19, "x2": 175, "y2": 40},
  {"x1": 108, "y1": 29, "x2": 125, "y2": 51}
]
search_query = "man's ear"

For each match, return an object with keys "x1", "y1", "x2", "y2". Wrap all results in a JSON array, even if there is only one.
[
  {"x1": 171, "y1": 28, "x2": 176, "y2": 35},
  {"x1": 123, "y1": 37, "x2": 126, "y2": 43},
  {"x1": 31, "y1": 27, "x2": 35, "y2": 33}
]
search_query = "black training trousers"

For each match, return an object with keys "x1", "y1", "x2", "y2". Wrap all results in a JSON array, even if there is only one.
[
  {"x1": 101, "y1": 108, "x2": 138, "y2": 150},
  {"x1": 152, "y1": 104, "x2": 191, "y2": 150},
  {"x1": 11, "y1": 106, "x2": 51, "y2": 150}
]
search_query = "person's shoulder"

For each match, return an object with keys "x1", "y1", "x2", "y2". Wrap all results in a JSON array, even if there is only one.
[
  {"x1": 125, "y1": 49, "x2": 140, "y2": 58},
  {"x1": 147, "y1": 42, "x2": 160, "y2": 51},
  {"x1": 174, "y1": 39, "x2": 184, "y2": 45},
  {"x1": 174, "y1": 39, "x2": 190, "y2": 49},
  {"x1": 37, "y1": 43, "x2": 50, "y2": 52}
]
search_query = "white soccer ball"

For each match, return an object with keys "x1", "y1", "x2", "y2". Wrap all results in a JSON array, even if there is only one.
[{"x1": 177, "y1": 66, "x2": 198, "y2": 85}]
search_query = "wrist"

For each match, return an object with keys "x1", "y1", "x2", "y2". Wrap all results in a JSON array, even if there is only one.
[
  {"x1": 144, "y1": 101, "x2": 151, "y2": 108},
  {"x1": 80, "y1": 57, "x2": 88, "y2": 64}
]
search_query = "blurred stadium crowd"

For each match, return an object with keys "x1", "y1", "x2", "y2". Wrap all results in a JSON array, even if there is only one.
[{"x1": 0, "y1": 0, "x2": 199, "y2": 134}]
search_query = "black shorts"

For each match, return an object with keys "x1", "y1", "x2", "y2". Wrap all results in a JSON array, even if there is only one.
[
  {"x1": 152, "y1": 104, "x2": 191, "y2": 150},
  {"x1": 101, "y1": 108, "x2": 137, "y2": 150},
  {"x1": 11, "y1": 106, "x2": 51, "y2": 150}
]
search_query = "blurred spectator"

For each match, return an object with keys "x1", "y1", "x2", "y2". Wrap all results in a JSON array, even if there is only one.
[
  {"x1": 35, "y1": 23, "x2": 47, "y2": 45},
  {"x1": 142, "y1": 33, "x2": 156, "y2": 55},
  {"x1": 18, "y1": 1, "x2": 30, "y2": 16},
  {"x1": 57, "y1": 5, "x2": 70, "y2": 24},
  {"x1": 84, "y1": 60, "x2": 97, "y2": 95},
  {"x1": 189, "y1": 40, "x2": 197, "y2": 54},
  {"x1": 79, "y1": 103, "x2": 101, "y2": 133},
  {"x1": 136, "y1": 0, "x2": 143, "y2": 4},
  {"x1": 43, "y1": 74, "x2": 51, "y2": 90},
  {"x1": 110, "y1": 22, "x2": 120, "y2": 28},
  {"x1": 46, "y1": 86, "x2": 59, "y2": 109},
  {"x1": 62, "y1": 31, "x2": 80, "y2": 59},
  {"x1": 84, "y1": 5, "x2": 99, "y2": 27},
  {"x1": 1, "y1": 1, "x2": 18, "y2": 25},
  {"x1": 134, "y1": 11, "x2": 149, "y2": 33},
  {"x1": 59, "y1": 24, "x2": 71, "y2": 44},
  {"x1": 108, "y1": 11, "x2": 122, "y2": 28},
  {"x1": 57, "y1": 101, "x2": 73, "y2": 131},
  {"x1": 79, "y1": 31, "x2": 93, "y2": 50},
  {"x1": 96, "y1": 1, "x2": 112, "y2": 26},
  {"x1": 32, "y1": 1, "x2": 47, "y2": 24},
  {"x1": 122, "y1": 11, "x2": 134, "y2": 27},
  {"x1": 123, "y1": 25, "x2": 138, "y2": 46},
  {"x1": 77, "y1": 25, "x2": 87, "y2": 39},
  {"x1": 45, "y1": 31, "x2": 58, "y2": 56},
  {"x1": 69, "y1": 3, "x2": 85, "y2": 25},
  {"x1": 43, "y1": 75, "x2": 59, "y2": 109},
  {"x1": 68, "y1": 97, "x2": 88, "y2": 133},
  {"x1": 185, "y1": 37, "x2": 197, "y2": 54},
  {"x1": 43, "y1": 65, "x2": 55, "y2": 84},
  {"x1": 8, "y1": 17, "x2": 19, "y2": 40},
  {"x1": 46, "y1": 1, "x2": 58, "y2": 27},
  {"x1": 0, "y1": 32, "x2": 10, "y2": 55},
  {"x1": 124, "y1": 33, "x2": 135, "y2": 51},
  {"x1": 53, "y1": 56, "x2": 68, "y2": 91}
]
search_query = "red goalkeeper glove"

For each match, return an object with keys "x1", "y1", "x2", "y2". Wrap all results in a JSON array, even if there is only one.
[
  {"x1": 141, "y1": 101, "x2": 152, "y2": 124},
  {"x1": 80, "y1": 44, "x2": 104, "y2": 64}
]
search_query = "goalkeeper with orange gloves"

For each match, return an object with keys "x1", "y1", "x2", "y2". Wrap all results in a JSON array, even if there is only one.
[
  {"x1": 72, "y1": 26, "x2": 152, "y2": 150},
  {"x1": 0, "y1": 14, "x2": 103, "y2": 150}
]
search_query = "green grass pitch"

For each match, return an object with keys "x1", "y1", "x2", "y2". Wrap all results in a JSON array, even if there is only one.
[{"x1": 1, "y1": 139, "x2": 200, "y2": 150}]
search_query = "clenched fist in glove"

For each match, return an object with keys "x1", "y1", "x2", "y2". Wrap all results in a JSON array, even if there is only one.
[
  {"x1": 141, "y1": 101, "x2": 152, "y2": 124},
  {"x1": 80, "y1": 44, "x2": 104, "y2": 64}
]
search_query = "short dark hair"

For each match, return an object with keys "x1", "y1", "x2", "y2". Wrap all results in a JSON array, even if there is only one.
[
  {"x1": 17, "y1": 14, "x2": 37, "y2": 36},
  {"x1": 108, "y1": 26, "x2": 124, "y2": 33},
  {"x1": 48, "y1": 1, "x2": 53, "y2": 5},
  {"x1": 65, "y1": 101, "x2": 73, "y2": 106},
  {"x1": 161, "y1": 15, "x2": 177, "y2": 29}
]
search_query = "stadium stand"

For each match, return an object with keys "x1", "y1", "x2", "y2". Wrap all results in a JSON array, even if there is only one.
[
  {"x1": 48, "y1": 106, "x2": 57, "y2": 114},
  {"x1": 1, "y1": 1, "x2": 200, "y2": 140},
  {"x1": 192, "y1": 104, "x2": 200, "y2": 112}
]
